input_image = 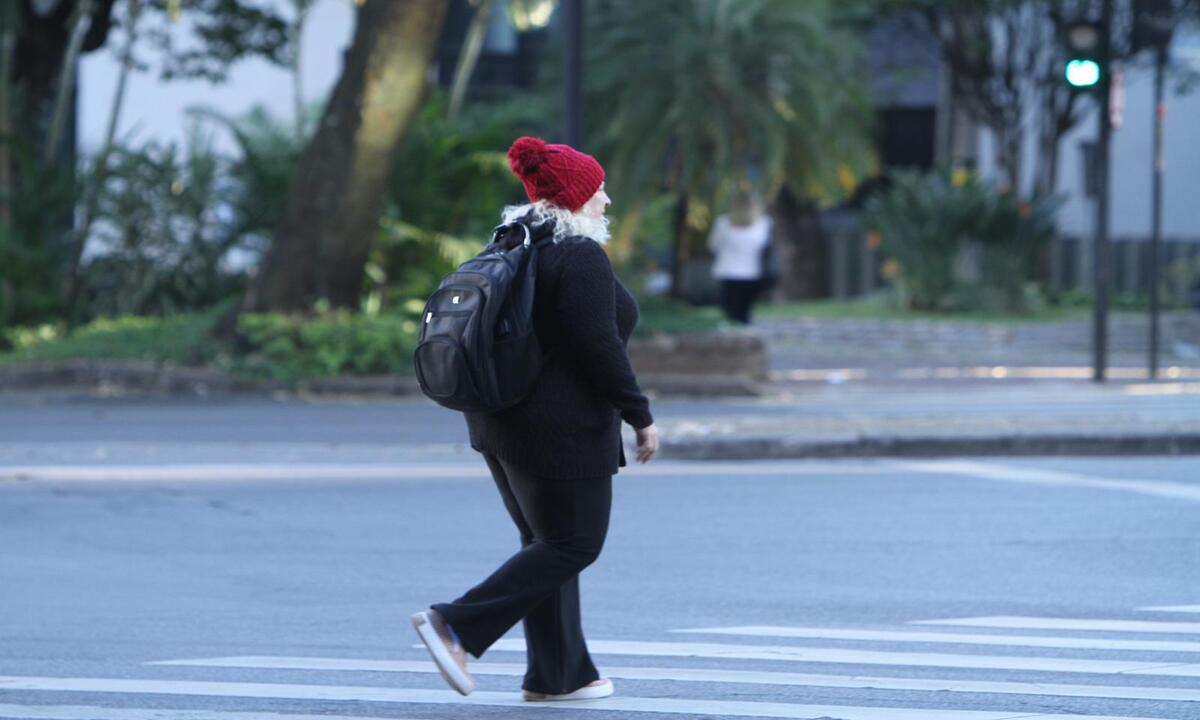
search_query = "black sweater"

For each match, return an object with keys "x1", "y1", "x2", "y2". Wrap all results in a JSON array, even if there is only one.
[{"x1": 463, "y1": 230, "x2": 654, "y2": 479}]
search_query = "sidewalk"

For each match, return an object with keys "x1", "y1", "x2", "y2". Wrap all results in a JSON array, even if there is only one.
[
  {"x1": 638, "y1": 379, "x2": 1200, "y2": 460},
  {"x1": 3, "y1": 362, "x2": 1200, "y2": 462}
]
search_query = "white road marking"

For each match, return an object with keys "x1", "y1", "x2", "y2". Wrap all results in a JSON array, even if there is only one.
[
  {"x1": 616, "y1": 461, "x2": 898, "y2": 476},
  {"x1": 149, "y1": 655, "x2": 1200, "y2": 703},
  {"x1": 0, "y1": 676, "x2": 1168, "y2": 720},
  {"x1": 480, "y1": 639, "x2": 1200, "y2": 677},
  {"x1": 1138, "y1": 605, "x2": 1200, "y2": 614},
  {"x1": 671, "y1": 625, "x2": 1200, "y2": 653},
  {"x1": 887, "y1": 460, "x2": 1200, "y2": 502},
  {"x1": 0, "y1": 704, "x2": 426, "y2": 720},
  {"x1": 0, "y1": 460, "x2": 892, "y2": 482},
  {"x1": 0, "y1": 463, "x2": 489, "y2": 481},
  {"x1": 913, "y1": 616, "x2": 1200, "y2": 635}
]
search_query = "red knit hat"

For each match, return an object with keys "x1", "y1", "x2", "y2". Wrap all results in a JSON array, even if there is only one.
[{"x1": 507, "y1": 136, "x2": 605, "y2": 212}]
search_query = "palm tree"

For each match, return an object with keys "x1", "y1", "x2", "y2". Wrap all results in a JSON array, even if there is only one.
[{"x1": 586, "y1": 0, "x2": 875, "y2": 299}]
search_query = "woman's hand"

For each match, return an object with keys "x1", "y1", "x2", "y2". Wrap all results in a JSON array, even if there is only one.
[{"x1": 635, "y1": 423, "x2": 659, "y2": 464}]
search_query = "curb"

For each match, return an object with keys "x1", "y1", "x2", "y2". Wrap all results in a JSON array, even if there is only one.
[
  {"x1": 0, "y1": 360, "x2": 761, "y2": 399},
  {"x1": 0, "y1": 360, "x2": 424, "y2": 398},
  {"x1": 658, "y1": 433, "x2": 1200, "y2": 459}
]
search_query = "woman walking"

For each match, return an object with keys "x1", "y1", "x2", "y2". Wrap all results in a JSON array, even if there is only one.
[
  {"x1": 411, "y1": 136, "x2": 659, "y2": 702},
  {"x1": 708, "y1": 190, "x2": 773, "y2": 324}
]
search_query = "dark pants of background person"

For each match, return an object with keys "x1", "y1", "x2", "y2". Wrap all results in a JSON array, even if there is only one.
[
  {"x1": 719, "y1": 278, "x2": 763, "y2": 324},
  {"x1": 431, "y1": 451, "x2": 612, "y2": 695}
]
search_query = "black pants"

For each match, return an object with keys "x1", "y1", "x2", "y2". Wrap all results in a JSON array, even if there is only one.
[
  {"x1": 432, "y1": 452, "x2": 612, "y2": 695},
  {"x1": 719, "y1": 278, "x2": 763, "y2": 324}
]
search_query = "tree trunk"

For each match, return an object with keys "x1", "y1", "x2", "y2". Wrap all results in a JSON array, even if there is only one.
[
  {"x1": 290, "y1": 0, "x2": 311, "y2": 141},
  {"x1": 62, "y1": 0, "x2": 141, "y2": 318},
  {"x1": 44, "y1": 0, "x2": 94, "y2": 166},
  {"x1": 774, "y1": 187, "x2": 828, "y2": 300},
  {"x1": 449, "y1": 0, "x2": 492, "y2": 117},
  {"x1": 15, "y1": 0, "x2": 116, "y2": 162},
  {"x1": 0, "y1": 1, "x2": 16, "y2": 229},
  {"x1": 247, "y1": 0, "x2": 448, "y2": 313},
  {"x1": 994, "y1": 123, "x2": 1021, "y2": 194},
  {"x1": 668, "y1": 192, "x2": 689, "y2": 300},
  {"x1": 0, "y1": 3, "x2": 12, "y2": 325}
]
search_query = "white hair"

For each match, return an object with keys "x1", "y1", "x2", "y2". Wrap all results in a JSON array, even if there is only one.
[{"x1": 500, "y1": 200, "x2": 610, "y2": 245}]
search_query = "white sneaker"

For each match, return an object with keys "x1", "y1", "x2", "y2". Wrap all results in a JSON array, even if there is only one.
[
  {"x1": 522, "y1": 678, "x2": 614, "y2": 702},
  {"x1": 411, "y1": 610, "x2": 476, "y2": 696}
]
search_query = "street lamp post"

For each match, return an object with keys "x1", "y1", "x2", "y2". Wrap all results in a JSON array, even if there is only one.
[
  {"x1": 1148, "y1": 44, "x2": 1167, "y2": 379},
  {"x1": 562, "y1": 0, "x2": 583, "y2": 147},
  {"x1": 1092, "y1": 0, "x2": 1113, "y2": 383},
  {"x1": 1134, "y1": 0, "x2": 1177, "y2": 379}
]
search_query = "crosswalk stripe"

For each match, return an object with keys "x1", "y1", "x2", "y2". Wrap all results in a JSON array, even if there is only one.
[
  {"x1": 1138, "y1": 605, "x2": 1200, "y2": 614},
  {"x1": 484, "y1": 639, "x2": 1200, "y2": 677},
  {"x1": 0, "y1": 464, "x2": 490, "y2": 482},
  {"x1": 912, "y1": 616, "x2": 1200, "y2": 635},
  {"x1": 149, "y1": 656, "x2": 1200, "y2": 703},
  {"x1": 887, "y1": 460, "x2": 1200, "y2": 502},
  {"x1": 0, "y1": 704, "x2": 426, "y2": 720},
  {"x1": 0, "y1": 460, "x2": 889, "y2": 482},
  {"x1": 671, "y1": 625, "x2": 1200, "y2": 652},
  {"x1": 0, "y1": 675, "x2": 1168, "y2": 720}
]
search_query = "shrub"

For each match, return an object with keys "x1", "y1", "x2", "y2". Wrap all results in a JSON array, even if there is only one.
[
  {"x1": 376, "y1": 94, "x2": 546, "y2": 311},
  {"x1": 235, "y1": 310, "x2": 419, "y2": 382},
  {"x1": 0, "y1": 132, "x2": 74, "y2": 329},
  {"x1": 863, "y1": 169, "x2": 1060, "y2": 314},
  {"x1": 633, "y1": 294, "x2": 725, "y2": 337},
  {"x1": 1, "y1": 305, "x2": 227, "y2": 365}
]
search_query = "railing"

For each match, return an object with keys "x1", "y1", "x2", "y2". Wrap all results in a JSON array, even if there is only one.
[{"x1": 825, "y1": 225, "x2": 1200, "y2": 305}]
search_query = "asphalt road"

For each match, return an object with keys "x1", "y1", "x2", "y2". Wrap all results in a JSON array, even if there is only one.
[
  {"x1": 1, "y1": 383, "x2": 1199, "y2": 463},
  {"x1": 1, "y1": 396, "x2": 1199, "y2": 720}
]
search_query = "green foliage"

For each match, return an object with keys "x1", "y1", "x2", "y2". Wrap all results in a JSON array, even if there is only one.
[
  {"x1": 234, "y1": 310, "x2": 419, "y2": 381},
  {"x1": 586, "y1": 0, "x2": 875, "y2": 210},
  {"x1": 189, "y1": 104, "x2": 305, "y2": 247},
  {"x1": 0, "y1": 130, "x2": 75, "y2": 328},
  {"x1": 80, "y1": 124, "x2": 251, "y2": 317},
  {"x1": 71, "y1": 105, "x2": 305, "y2": 321},
  {"x1": 1, "y1": 304, "x2": 228, "y2": 365},
  {"x1": 632, "y1": 294, "x2": 726, "y2": 337},
  {"x1": 1168, "y1": 252, "x2": 1200, "y2": 307},
  {"x1": 376, "y1": 93, "x2": 544, "y2": 308},
  {"x1": 863, "y1": 169, "x2": 1061, "y2": 314},
  {"x1": 144, "y1": 0, "x2": 291, "y2": 82}
]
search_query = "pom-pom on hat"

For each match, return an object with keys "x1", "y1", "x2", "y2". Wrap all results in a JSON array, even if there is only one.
[{"x1": 507, "y1": 136, "x2": 605, "y2": 212}]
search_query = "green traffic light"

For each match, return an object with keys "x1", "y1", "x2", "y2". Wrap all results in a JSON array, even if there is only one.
[{"x1": 1065, "y1": 59, "x2": 1101, "y2": 87}]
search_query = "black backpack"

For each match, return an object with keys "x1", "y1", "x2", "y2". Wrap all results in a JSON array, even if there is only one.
[{"x1": 413, "y1": 221, "x2": 554, "y2": 413}]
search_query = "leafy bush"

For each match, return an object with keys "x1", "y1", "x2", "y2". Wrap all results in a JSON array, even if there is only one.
[
  {"x1": 235, "y1": 310, "x2": 419, "y2": 381},
  {"x1": 188, "y1": 104, "x2": 304, "y2": 249},
  {"x1": 75, "y1": 107, "x2": 304, "y2": 322},
  {"x1": 1, "y1": 305, "x2": 228, "y2": 365},
  {"x1": 633, "y1": 294, "x2": 725, "y2": 337},
  {"x1": 0, "y1": 132, "x2": 75, "y2": 329},
  {"x1": 376, "y1": 93, "x2": 547, "y2": 311},
  {"x1": 81, "y1": 127, "x2": 245, "y2": 318},
  {"x1": 863, "y1": 169, "x2": 1060, "y2": 314}
]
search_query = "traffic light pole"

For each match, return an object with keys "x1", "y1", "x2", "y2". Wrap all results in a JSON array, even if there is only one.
[
  {"x1": 1148, "y1": 44, "x2": 1166, "y2": 379},
  {"x1": 1092, "y1": 0, "x2": 1113, "y2": 383}
]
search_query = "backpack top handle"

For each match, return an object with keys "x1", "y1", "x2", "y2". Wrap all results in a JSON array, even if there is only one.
[{"x1": 489, "y1": 221, "x2": 530, "y2": 249}]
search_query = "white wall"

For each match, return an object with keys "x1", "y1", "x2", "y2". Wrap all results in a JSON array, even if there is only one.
[
  {"x1": 976, "y1": 28, "x2": 1200, "y2": 241},
  {"x1": 1059, "y1": 49, "x2": 1200, "y2": 239},
  {"x1": 77, "y1": 0, "x2": 355, "y2": 154}
]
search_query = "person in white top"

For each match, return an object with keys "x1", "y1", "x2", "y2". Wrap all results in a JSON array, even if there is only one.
[{"x1": 708, "y1": 190, "x2": 771, "y2": 324}]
